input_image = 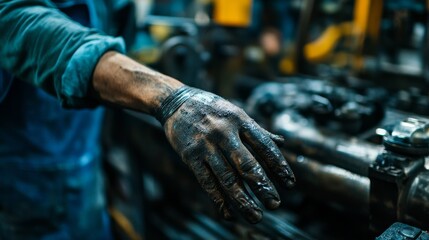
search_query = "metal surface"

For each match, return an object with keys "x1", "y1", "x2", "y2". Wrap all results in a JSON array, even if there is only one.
[
  {"x1": 273, "y1": 110, "x2": 381, "y2": 176},
  {"x1": 246, "y1": 80, "x2": 429, "y2": 234},
  {"x1": 403, "y1": 170, "x2": 429, "y2": 229},
  {"x1": 160, "y1": 36, "x2": 204, "y2": 87},
  {"x1": 376, "y1": 222, "x2": 429, "y2": 240},
  {"x1": 369, "y1": 117, "x2": 429, "y2": 232},
  {"x1": 384, "y1": 117, "x2": 429, "y2": 156},
  {"x1": 283, "y1": 151, "x2": 370, "y2": 213},
  {"x1": 369, "y1": 149, "x2": 426, "y2": 233}
]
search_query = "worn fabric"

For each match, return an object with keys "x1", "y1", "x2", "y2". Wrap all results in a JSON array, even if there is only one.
[
  {"x1": 0, "y1": 0, "x2": 135, "y2": 239},
  {"x1": 0, "y1": 156, "x2": 110, "y2": 240},
  {"x1": 0, "y1": 0, "x2": 126, "y2": 107}
]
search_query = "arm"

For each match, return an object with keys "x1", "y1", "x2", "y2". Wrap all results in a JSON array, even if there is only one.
[
  {"x1": 91, "y1": 52, "x2": 183, "y2": 114},
  {"x1": 92, "y1": 52, "x2": 296, "y2": 223},
  {"x1": 0, "y1": 0, "x2": 295, "y2": 223}
]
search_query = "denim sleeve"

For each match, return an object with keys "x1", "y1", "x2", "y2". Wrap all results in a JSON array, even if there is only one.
[{"x1": 0, "y1": 0, "x2": 126, "y2": 108}]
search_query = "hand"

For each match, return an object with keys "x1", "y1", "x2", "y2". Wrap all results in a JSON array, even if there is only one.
[{"x1": 160, "y1": 87, "x2": 295, "y2": 223}]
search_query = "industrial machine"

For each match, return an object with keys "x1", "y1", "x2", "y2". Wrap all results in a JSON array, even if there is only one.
[
  {"x1": 247, "y1": 78, "x2": 429, "y2": 235},
  {"x1": 103, "y1": 0, "x2": 429, "y2": 239}
]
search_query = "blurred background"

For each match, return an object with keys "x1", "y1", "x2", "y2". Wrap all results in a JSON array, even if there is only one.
[{"x1": 102, "y1": 0, "x2": 429, "y2": 239}]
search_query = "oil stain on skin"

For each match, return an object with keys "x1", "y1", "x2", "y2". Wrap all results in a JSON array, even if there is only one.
[{"x1": 160, "y1": 87, "x2": 295, "y2": 223}]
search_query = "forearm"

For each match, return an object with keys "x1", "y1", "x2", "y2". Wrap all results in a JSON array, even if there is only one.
[
  {"x1": 92, "y1": 51, "x2": 184, "y2": 114},
  {"x1": 87, "y1": 50, "x2": 297, "y2": 225}
]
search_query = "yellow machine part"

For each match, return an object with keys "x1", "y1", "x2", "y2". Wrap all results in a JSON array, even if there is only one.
[
  {"x1": 280, "y1": 0, "x2": 383, "y2": 74},
  {"x1": 304, "y1": 22, "x2": 354, "y2": 62},
  {"x1": 353, "y1": 0, "x2": 383, "y2": 41},
  {"x1": 213, "y1": 0, "x2": 252, "y2": 27}
]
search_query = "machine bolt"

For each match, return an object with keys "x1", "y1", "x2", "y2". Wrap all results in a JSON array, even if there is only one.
[
  {"x1": 384, "y1": 118, "x2": 429, "y2": 156},
  {"x1": 386, "y1": 166, "x2": 402, "y2": 176},
  {"x1": 398, "y1": 226, "x2": 419, "y2": 238},
  {"x1": 391, "y1": 118, "x2": 429, "y2": 145}
]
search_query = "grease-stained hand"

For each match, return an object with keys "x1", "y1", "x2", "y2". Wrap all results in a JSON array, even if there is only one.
[{"x1": 163, "y1": 90, "x2": 295, "y2": 223}]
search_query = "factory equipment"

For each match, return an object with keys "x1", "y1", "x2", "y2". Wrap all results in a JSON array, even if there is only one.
[
  {"x1": 377, "y1": 222, "x2": 429, "y2": 240},
  {"x1": 247, "y1": 78, "x2": 429, "y2": 236},
  {"x1": 102, "y1": 1, "x2": 429, "y2": 239}
]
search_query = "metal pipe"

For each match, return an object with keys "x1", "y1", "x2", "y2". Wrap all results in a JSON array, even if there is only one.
[
  {"x1": 273, "y1": 110, "x2": 382, "y2": 176},
  {"x1": 283, "y1": 151, "x2": 370, "y2": 214},
  {"x1": 402, "y1": 170, "x2": 429, "y2": 229},
  {"x1": 281, "y1": 150, "x2": 429, "y2": 227}
]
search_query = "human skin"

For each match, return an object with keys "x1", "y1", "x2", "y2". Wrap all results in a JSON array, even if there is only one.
[{"x1": 92, "y1": 51, "x2": 295, "y2": 223}]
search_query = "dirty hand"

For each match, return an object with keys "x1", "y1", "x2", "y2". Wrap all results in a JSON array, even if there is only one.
[{"x1": 155, "y1": 86, "x2": 295, "y2": 224}]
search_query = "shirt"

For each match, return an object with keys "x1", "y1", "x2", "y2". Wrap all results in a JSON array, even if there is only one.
[
  {"x1": 0, "y1": 0, "x2": 133, "y2": 168},
  {"x1": 0, "y1": 0, "x2": 135, "y2": 238}
]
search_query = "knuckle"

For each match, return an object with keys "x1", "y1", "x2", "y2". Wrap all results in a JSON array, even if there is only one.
[
  {"x1": 218, "y1": 171, "x2": 237, "y2": 189},
  {"x1": 230, "y1": 110, "x2": 245, "y2": 122},
  {"x1": 240, "y1": 159, "x2": 259, "y2": 174},
  {"x1": 209, "y1": 125, "x2": 225, "y2": 139}
]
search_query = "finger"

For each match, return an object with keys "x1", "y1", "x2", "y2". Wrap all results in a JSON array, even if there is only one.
[
  {"x1": 183, "y1": 146, "x2": 234, "y2": 220},
  {"x1": 205, "y1": 151, "x2": 263, "y2": 224},
  {"x1": 219, "y1": 134, "x2": 281, "y2": 210},
  {"x1": 241, "y1": 126, "x2": 295, "y2": 188},
  {"x1": 260, "y1": 128, "x2": 285, "y2": 146}
]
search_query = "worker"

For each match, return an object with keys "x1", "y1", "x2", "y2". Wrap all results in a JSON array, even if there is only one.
[{"x1": 0, "y1": 0, "x2": 295, "y2": 239}]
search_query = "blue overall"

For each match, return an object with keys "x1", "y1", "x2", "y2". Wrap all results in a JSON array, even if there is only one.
[{"x1": 0, "y1": 0, "x2": 132, "y2": 239}]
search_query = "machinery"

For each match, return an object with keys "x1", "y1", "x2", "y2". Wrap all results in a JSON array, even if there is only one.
[
  {"x1": 246, "y1": 79, "x2": 429, "y2": 235},
  {"x1": 376, "y1": 222, "x2": 429, "y2": 240},
  {"x1": 102, "y1": 0, "x2": 429, "y2": 239}
]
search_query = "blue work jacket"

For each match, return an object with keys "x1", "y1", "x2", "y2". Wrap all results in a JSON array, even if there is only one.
[{"x1": 0, "y1": 0, "x2": 135, "y2": 239}]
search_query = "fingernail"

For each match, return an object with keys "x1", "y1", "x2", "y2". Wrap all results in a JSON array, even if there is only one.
[
  {"x1": 265, "y1": 198, "x2": 281, "y2": 210},
  {"x1": 247, "y1": 209, "x2": 263, "y2": 224}
]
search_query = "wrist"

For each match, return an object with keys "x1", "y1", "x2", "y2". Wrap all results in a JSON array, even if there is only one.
[{"x1": 155, "y1": 86, "x2": 201, "y2": 125}]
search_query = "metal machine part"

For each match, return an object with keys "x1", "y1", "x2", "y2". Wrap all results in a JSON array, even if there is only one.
[
  {"x1": 247, "y1": 80, "x2": 429, "y2": 234},
  {"x1": 384, "y1": 117, "x2": 429, "y2": 156},
  {"x1": 283, "y1": 151, "x2": 370, "y2": 214},
  {"x1": 273, "y1": 109, "x2": 381, "y2": 176},
  {"x1": 246, "y1": 79, "x2": 385, "y2": 135},
  {"x1": 246, "y1": 80, "x2": 386, "y2": 176},
  {"x1": 376, "y1": 222, "x2": 429, "y2": 240},
  {"x1": 370, "y1": 118, "x2": 429, "y2": 232},
  {"x1": 131, "y1": 16, "x2": 209, "y2": 90},
  {"x1": 405, "y1": 171, "x2": 429, "y2": 228},
  {"x1": 159, "y1": 36, "x2": 205, "y2": 88},
  {"x1": 389, "y1": 88, "x2": 429, "y2": 116}
]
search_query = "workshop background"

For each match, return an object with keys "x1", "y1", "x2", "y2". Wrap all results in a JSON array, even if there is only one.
[{"x1": 102, "y1": 0, "x2": 429, "y2": 239}]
